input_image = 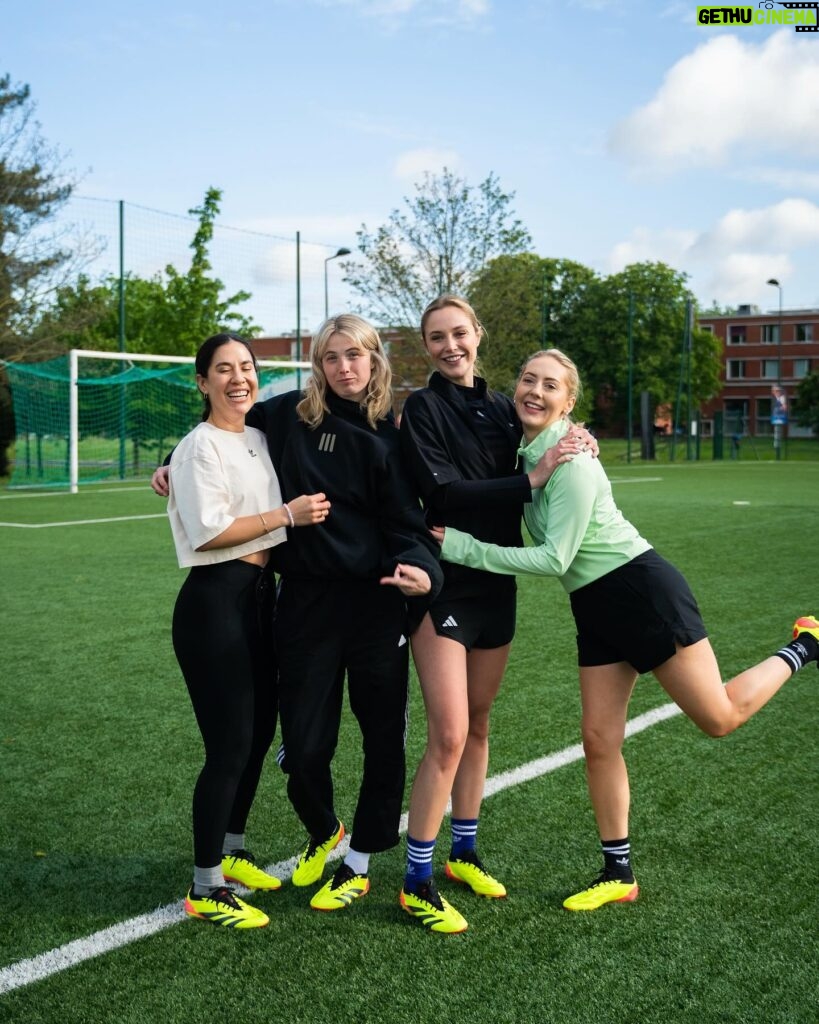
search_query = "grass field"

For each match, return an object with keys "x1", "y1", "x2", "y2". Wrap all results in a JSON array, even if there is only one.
[{"x1": 1, "y1": 461, "x2": 818, "y2": 1024}]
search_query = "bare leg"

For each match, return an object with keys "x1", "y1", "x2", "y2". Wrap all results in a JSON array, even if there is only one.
[
  {"x1": 406, "y1": 614, "x2": 470, "y2": 841},
  {"x1": 450, "y1": 644, "x2": 510, "y2": 820},
  {"x1": 653, "y1": 638, "x2": 792, "y2": 737},
  {"x1": 579, "y1": 663, "x2": 638, "y2": 841}
]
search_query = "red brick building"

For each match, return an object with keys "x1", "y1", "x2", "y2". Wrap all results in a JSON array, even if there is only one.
[{"x1": 697, "y1": 305, "x2": 817, "y2": 438}]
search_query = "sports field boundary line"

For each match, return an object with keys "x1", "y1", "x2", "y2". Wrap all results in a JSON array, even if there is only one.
[
  {"x1": 0, "y1": 701, "x2": 682, "y2": 997},
  {"x1": 0, "y1": 514, "x2": 168, "y2": 529}
]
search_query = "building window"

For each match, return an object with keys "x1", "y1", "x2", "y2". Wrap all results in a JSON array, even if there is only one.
[
  {"x1": 700, "y1": 324, "x2": 713, "y2": 334},
  {"x1": 728, "y1": 326, "x2": 746, "y2": 345},
  {"x1": 762, "y1": 359, "x2": 779, "y2": 380},
  {"x1": 794, "y1": 358, "x2": 811, "y2": 379},
  {"x1": 796, "y1": 323, "x2": 813, "y2": 342},
  {"x1": 761, "y1": 324, "x2": 780, "y2": 344},
  {"x1": 727, "y1": 360, "x2": 746, "y2": 379}
]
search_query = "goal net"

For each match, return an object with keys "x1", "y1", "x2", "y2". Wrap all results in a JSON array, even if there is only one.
[{"x1": 3, "y1": 350, "x2": 311, "y2": 492}]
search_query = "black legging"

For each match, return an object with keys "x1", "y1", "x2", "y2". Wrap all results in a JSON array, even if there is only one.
[{"x1": 172, "y1": 559, "x2": 277, "y2": 868}]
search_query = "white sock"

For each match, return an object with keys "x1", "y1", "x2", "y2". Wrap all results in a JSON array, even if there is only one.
[
  {"x1": 344, "y1": 847, "x2": 370, "y2": 876},
  {"x1": 193, "y1": 865, "x2": 225, "y2": 893},
  {"x1": 223, "y1": 832, "x2": 245, "y2": 855}
]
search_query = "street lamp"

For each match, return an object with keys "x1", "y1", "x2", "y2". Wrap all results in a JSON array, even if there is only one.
[
  {"x1": 324, "y1": 247, "x2": 351, "y2": 318},
  {"x1": 766, "y1": 277, "x2": 783, "y2": 460}
]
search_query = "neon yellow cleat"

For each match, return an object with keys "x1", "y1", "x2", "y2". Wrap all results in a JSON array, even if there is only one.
[
  {"x1": 399, "y1": 881, "x2": 468, "y2": 934},
  {"x1": 291, "y1": 820, "x2": 345, "y2": 887},
  {"x1": 563, "y1": 873, "x2": 638, "y2": 912},
  {"x1": 445, "y1": 850, "x2": 507, "y2": 898},
  {"x1": 793, "y1": 615, "x2": 819, "y2": 643},
  {"x1": 183, "y1": 886, "x2": 269, "y2": 928},
  {"x1": 310, "y1": 864, "x2": 370, "y2": 911},
  {"x1": 221, "y1": 849, "x2": 282, "y2": 891}
]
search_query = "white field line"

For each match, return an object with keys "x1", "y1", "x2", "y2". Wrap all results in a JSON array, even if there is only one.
[
  {"x1": 608, "y1": 477, "x2": 663, "y2": 484},
  {"x1": 0, "y1": 487, "x2": 151, "y2": 500},
  {"x1": 0, "y1": 477, "x2": 661, "y2": 528},
  {"x1": 0, "y1": 701, "x2": 682, "y2": 996},
  {"x1": 0, "y1": 514, "x2": 167, "y2": 529}
]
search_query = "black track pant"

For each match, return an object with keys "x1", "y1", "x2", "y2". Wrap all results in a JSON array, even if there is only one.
[
  {"x1": 275, "y1": 578, "x2": 409, "y2": 854},
  {"x1": 172, "y1": 560, "x2": 277, "y2": 868}
]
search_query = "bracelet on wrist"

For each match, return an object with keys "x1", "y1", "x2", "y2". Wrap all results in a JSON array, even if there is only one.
[
  {"x1": 283, "y1": 503, "x2": 295, "y2": 528},
  {"x1": 258, "y1": 512, "x2": 270, "y2": 534}
]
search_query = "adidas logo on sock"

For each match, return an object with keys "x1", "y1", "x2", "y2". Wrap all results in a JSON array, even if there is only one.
[
  {"x1": 794, "y1": 641, "x2": 809, "y2": 660},
  {"x1": 441, "y1": 615, "x2": 458, "y2": 628}
]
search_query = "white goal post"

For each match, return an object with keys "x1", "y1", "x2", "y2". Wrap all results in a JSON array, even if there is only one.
[{"x1": 66, "y1": 349, "x2": 311, "y2": 493}]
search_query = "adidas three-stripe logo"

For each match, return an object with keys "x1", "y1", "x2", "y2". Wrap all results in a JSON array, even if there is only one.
[
  {"x1": 318, "y1": 432, "x2": 337, "y2": 452},
  {"x1": 440, "y1": 615, "x2": 458, "y2": 628}
]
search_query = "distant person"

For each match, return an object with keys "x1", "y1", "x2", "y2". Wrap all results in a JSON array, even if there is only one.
[
  {"x1": 168, "y1": 333, "x2": 329, "y2": 929},
  {"x1": 434, "y1": 347, "x2": 819, "y2": 912},
  {"x1": 397, "y1": 296, "x2": 596, "y2": 933}
]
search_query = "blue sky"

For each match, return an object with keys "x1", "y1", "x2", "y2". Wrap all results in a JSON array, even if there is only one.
[{"x1": 5, "y1": 0, "x2": 819, "y2": 333}]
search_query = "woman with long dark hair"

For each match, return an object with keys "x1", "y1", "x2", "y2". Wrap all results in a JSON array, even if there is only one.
[{"x1": 168, "y1": 333, "x2": 328, "y2": 928}]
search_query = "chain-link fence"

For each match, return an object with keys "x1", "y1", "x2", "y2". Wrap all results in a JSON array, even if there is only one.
[{"x1": 65, "y1": 195, "x2": 356, "y2": 337}]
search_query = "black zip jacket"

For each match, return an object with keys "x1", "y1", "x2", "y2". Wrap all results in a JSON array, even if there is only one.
[
  {"x1": 246, "y1": 390, "x2": 442, "y2": 605},
  {"x1": 400, "y1": 372, "x2": 530, "y2": 598}
]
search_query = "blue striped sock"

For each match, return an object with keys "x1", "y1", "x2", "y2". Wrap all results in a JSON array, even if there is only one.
[
  {"x1": 450, "y1": 818, "x2": 478, "y2": 857},
  {"x1": 405, "y1": 836, "x2": 436, "y2": 890}
]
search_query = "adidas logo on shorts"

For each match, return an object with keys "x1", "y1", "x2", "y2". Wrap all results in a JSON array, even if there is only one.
[{"x1": 440, "y1": 615, "x2": 458, "y2": 629}]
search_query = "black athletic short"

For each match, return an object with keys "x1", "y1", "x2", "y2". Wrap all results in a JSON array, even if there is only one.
[
  {"x1": 428, "y1": 578, "x2": 517, "y2": 651},
  {"x1": 569, "y1": 549, "x2": 708, "y2": 673}
]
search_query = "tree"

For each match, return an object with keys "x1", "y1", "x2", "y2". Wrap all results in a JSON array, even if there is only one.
[
  {"x1": 145, "y1": 187, "x2": 258, "y2": 354},
  {"x1": 587, "y1": 263, "x2": 722, "y2": 432},
  {"x1": 0, "y1": 75, "x2": 75, "y2": 350},
  {"x1": 793, "y1": 372, "x2": 819, "y2": 435},
  {"x1": 468, "y1": 257, "x2": 723, "y2": 434},
  {"x1": 25, "y1": 187, "x2": 259, "y2": 358},
  {"x1": 345, "y1": 169, "x2": 532, "y2": 332},
  {"x1": 0, "y1": 74, "x2": 77, "y2": 475},
  {"x1": 468, "y1": 253, "x2": 600, "y2": 405}
]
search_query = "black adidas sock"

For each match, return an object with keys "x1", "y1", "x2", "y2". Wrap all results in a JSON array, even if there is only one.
[
  {"x1": 602, "y1": 837, "x2": 634, "y2": 882},
  {"x1": 775, "y1": 634, "x2": 819, "y2": 675}
]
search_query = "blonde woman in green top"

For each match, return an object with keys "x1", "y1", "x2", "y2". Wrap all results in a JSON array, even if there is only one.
[{"x1": 435, "y1": 348, "x2": 819, "y2": 911}]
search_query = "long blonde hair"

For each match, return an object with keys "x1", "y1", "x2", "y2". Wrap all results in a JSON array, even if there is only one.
[
  {"x1": 420, "y1": 293, "x2": 488, "y2": 384},
  {"x1": 296, "y1": 314, "x2": 393, "y2": 429}
]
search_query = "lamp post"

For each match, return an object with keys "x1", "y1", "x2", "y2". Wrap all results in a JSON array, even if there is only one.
[
  {"x1": 766, "y1": 277, "x2": 783, "y2": 460},
  {"x1": 324, "y1": 247, "x2": 351, "y2": 318}
]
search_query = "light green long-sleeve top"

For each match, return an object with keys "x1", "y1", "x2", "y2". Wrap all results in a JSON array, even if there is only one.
[{"x1": 441, "y1": 418, "x2": 652, "y2": 594}]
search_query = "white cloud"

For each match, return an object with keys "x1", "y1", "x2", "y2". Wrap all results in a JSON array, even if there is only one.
[
  {"x1": 608, "y1": 226, "x2": 698, "y2": 271},
  {"x1": 691, "y1": 199, "x2": 819, "y2": 257},
  {"x1": 393, "y1": 147, "x2": 461, "y2": 181},
  {"x1": 606, "y1": 199, "x2": 819, "y2": 304},
  {"x1": 735, "y1": 166, "x2": 819, "y2": 194},
  {"x1": 609, "y1": 31, "x2": 819, "y2": 170},
  {"x1": 704, "y1": 252, "x2": 793, "y2": 305}
]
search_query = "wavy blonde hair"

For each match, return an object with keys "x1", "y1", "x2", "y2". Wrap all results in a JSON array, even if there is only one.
[{"x1": 296, "y1": 314, "x2": 393, "y2": 429}]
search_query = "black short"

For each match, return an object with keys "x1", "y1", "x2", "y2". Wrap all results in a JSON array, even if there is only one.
[
  {"x1": 428, "y1": 580, "x2": 516, "y2": 651},
  {"x1": 569, "y1": 549, "x2": 708, "y2": 673}
]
